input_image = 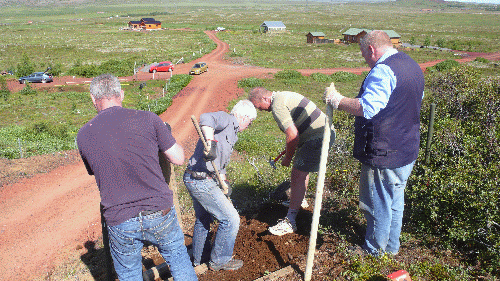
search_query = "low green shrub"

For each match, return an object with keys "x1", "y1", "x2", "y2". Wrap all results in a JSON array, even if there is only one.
[
  {"x1": 16, "y1": 53, "x2": 35, "y2": 78},
  {"x1": 274, "y1": 70, "x2": 305, "y2": 85},
  {"x1": 408, "y1": 65, "x2": 500, "y2": 274},
  {"x1": 331, "y1": 71, "x2": 358, "y2": 82},
  {"x1": 474, "y1": 57, "x2": 489, "y2": 63},
  {"x1": 436, "y1": 38, "x2": 446, "y2": 48},
  {"x1": 47, "y1": 63, "x2": 63, "y2": 77},
  {"x1": 0, "y1": 76, "x2": 10, "y2": 101},
  {"x1": 68, "y1": 57, "x2": 139, "y2": 78},
  {"x1": 431, "y1": 60, "x2": 460, "y2": 72},
  {"x1": 238, "y1": 77, "x2": 263, "y2": 88},
  {"x1": 165, "y1": 74, "x2": 192, "y2": 93},
  {"x1": 19, "y1": 84, "x2": 37, "y2": 95},
  {"x1": 68, "y1": 63, "x2": 99, "y2": 78},
  {"x1": 136, "y1": 74, "x2": 191, "y2": 115},
  {"x1": 310, "y1": 72, "x2": 331, "y2": 83},
  {"x1": 0, "y1": 124, "x2": 78, "y2": 159},
  {"x1": 274, "y1": 69, "x2": 302, "y2": 80},
  {"x1": 27, "y1": 121, "x2": 72, "y2": 140}
]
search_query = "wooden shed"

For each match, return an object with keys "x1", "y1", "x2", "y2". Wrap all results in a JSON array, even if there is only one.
[
  {"x1": 383, "y1": 30, "x2": 402, "y2": 46},
  {"x1": 342, "y1": 28, "x2": 401, "y2": 46},
  {"x1": 260, "y1": 21, "x2": 286, "y2": 33},
  {"x1": 128, "y1": 18, "x2": 161, "y2": 30},
  {"x1": 342, "y1": 28, "x2": 369, "y2": 43},
  {"x1": 128, "y1": 21, "x2": 140, "y2": 29},
  {"x1": 306, "y1": 32, "x2": 325, "y2": 43}
]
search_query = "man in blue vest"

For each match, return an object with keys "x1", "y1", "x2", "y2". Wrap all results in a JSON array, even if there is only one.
[{"x1": 324, "y1": 30, "x2": 424, "y2": 256}]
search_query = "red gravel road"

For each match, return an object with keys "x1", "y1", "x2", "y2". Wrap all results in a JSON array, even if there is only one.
[{"x1": 1, "y1": 30, "x2": 498, "y2": 280}]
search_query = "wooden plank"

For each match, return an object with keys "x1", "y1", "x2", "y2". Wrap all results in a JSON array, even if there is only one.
[
  {"x1": 158, "y1": 151, "x2": 183, "y2": 231},
  {"x1": 148, "y1": 263, "x2": 207, "y2": 281},
  {"x1": 253, "y1": 265, "x2": 294, "y2": 281}
]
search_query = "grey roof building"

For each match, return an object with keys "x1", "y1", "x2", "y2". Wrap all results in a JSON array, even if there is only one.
[
  {"x1": 342, "y1": 28, "x2": 401, "y2": 45},
  {"x1": 260, "y1": 21, "x2": 286, "y2": 33}
]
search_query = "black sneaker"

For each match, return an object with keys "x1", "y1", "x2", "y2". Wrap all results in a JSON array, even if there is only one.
[{"x1": 209, "y1": 259, "x2": 243, "y2": 271}]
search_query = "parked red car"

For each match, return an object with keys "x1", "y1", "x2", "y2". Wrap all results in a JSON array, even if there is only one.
[{"x1": 149, "y1": 61, "x2": 174, "y2": 73}]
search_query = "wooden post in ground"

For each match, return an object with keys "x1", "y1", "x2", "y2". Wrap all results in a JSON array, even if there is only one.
[
  {"x1": 100, "y1": 204, "x2": 115, "y2": 281},
  {"x1": 158, "y1": 151, "x2": 183, "y2": 231},
  {"x1": 304, "y1": 105, "x2": 333, "y2": 281}
]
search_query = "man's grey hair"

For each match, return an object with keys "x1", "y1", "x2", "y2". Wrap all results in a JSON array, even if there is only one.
[
  {"x1": 90, "y1": 73, "x2": 122, "y2": 100},
  {"x1": 231, "y1": 99, "x2": 257, "y2": 120},
  {"x1": 248, "y1": 87, "x2": 270, "y2": 104},
  {"x1": 360, "y1": 30, "x2": 393, "y2": 52}
]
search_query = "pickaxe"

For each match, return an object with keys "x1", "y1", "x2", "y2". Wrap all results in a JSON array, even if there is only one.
[{"x1": 269, "y1": 149, "x2": 286, "y2": 169}]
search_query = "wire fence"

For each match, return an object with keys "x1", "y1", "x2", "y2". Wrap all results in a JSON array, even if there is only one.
[{"x1": 1, "y1": 137, "x2": 78, "y2": 159}]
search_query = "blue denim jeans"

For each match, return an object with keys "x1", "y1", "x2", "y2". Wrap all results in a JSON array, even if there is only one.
[
  {"x1": 359, "y1": 161, "x2": 415, "y2": 256},
  {"x1": 107, "y1": 208, "x2": 197, "y2": 281},
  {"x1": 183, "y1": 172, "x2": 240, "y2": 266}
]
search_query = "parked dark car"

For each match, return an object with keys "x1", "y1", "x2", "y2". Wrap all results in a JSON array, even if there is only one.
[
  {"x1": 149, "y1": 61, "x2": 174, "y2": 73},
  {"x1": 18, "y1": 72, "x2": 53, "y2": 84},
  {"x1": 189, "y1": 62, "x2": 208, "y2": 75}
]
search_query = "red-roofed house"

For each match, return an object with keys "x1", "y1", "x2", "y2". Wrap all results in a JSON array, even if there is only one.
[{"x1": 128, "y1": 18, "x2": 161, "y2": 30}]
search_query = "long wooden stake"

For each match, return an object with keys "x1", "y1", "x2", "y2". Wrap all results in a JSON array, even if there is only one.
[
  {"x1": 304, "y1": 104, "x2": 333, "y2": 281},
  {"x1": 190, "y1": 115, "x2": 228, "y2": 194},
  {"x1": 100, "y1": 204, "x2": 115, "y2": 281}
]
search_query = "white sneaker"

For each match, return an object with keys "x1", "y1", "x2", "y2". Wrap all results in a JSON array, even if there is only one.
[
  {"x1": 281, "y1": 198, "x2": 309, "y2": 209},
  {"x1": 301, "y1": 198, "x2": 309, "y2": 208},
  {"x1": 269, "y1": 218, "x2": 297, "y2": 236}
]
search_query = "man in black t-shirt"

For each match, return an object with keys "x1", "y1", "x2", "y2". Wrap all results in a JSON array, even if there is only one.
[{"x1": 77, "y1": 74, "x2": 197, "y2": 280}]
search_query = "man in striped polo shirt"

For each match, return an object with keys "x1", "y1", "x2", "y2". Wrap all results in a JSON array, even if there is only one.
[{"x1": 249, "y1": 88, "x2": 335, "y2": 236}]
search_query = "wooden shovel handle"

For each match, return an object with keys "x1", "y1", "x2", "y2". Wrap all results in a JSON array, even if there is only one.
[{"x1": 190, "y1": 115, "x2": 228, "y2": 194}]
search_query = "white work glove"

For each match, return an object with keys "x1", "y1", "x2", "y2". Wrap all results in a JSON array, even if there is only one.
[
  {"x1": 323, "y1": 82, "x2": 345, "y2": 110},
  {"x1": 221, "y1": 180, "x2": 232, "y2": 197},
  {"x1": 203, "y1": 140, "x2": 217, "y2": 162}
]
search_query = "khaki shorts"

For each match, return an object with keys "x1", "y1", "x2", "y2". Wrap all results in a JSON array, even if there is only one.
[{"x1": 293, "y1": 128, "x2": 336, "y2": 172}]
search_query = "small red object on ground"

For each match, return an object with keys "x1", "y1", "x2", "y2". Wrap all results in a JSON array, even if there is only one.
[{"x1": 387, "y1": 270, "x2": 412, "y2": 281}]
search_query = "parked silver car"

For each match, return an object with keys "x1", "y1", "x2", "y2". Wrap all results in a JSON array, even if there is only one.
[{"x1": 18, "y1": 72, "x2": 53, "y2": 84}]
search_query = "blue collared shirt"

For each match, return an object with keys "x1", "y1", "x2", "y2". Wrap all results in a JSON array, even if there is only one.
[{"x1": 359, "y1": 48, "x2": 398, "y2": 119}]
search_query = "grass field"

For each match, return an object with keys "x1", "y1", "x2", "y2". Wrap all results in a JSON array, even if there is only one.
[
  {"x1": 0, "y1": 0, "x2": 499, "y2": 73},
  {"x1": 1, "y1": 0, "x2": 500, "y2": 280}
]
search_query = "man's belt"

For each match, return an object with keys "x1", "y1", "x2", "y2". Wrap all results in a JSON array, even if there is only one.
[
  {"x1": 185, "y1": 169, "x2": 213, "y2": 180},
  {"x1": 134, "y1": 208, "x2": 170, "y2": 218}
]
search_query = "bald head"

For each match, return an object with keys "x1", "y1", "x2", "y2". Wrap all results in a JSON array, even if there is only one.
[
  {"x1": 360, "y1": 30, "x2": 393, "y2": 54},
  {"x1": 248, "y1": 87, "x2": 273, "y2": 111},
  {"x1": 248, "y1": 87, "x2": 270, "y2": 103},
  {"x1": 360, "y1": 30, "x2": 395, "y2": 68}
]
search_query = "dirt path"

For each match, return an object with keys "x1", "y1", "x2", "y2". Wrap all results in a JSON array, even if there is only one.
[
  {"x1": 1, "y1": 31, "x2": 498, "y2": 280},
  {"x1": 0, "y1": 30, "x2": 279, "y2": 281}
]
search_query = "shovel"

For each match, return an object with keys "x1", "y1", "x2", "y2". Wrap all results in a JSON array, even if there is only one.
[
  {"x1": 190, "y1": 115, "x2": 228, "y2": 195},
  {"x1": 268, "y1": 149, "x2": 286, "y2": 169}
]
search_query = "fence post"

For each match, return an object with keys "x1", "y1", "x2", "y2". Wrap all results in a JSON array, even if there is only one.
[
  {"x1": 18, "y1": 138, "x2": 23, "y2": 158},
  {"x1": 425, "y1": 103, "x2": 436, "y2": 165}
]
